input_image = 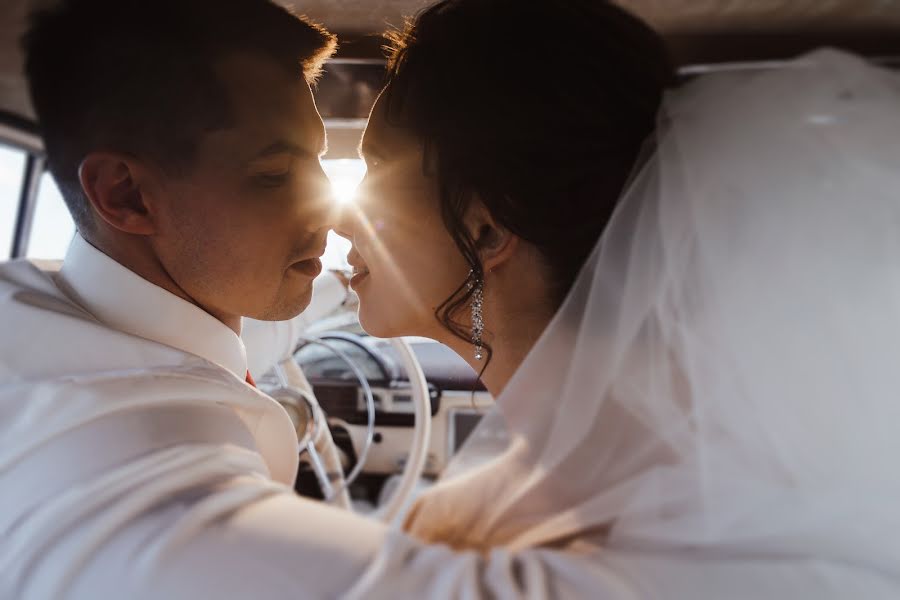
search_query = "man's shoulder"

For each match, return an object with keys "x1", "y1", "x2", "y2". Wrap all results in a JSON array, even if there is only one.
[
  {"x1": 0, "y1": 257, "x2": 195, "y2": 382},
  {"x1": 0, "y1": 257, "x2": 65, "y2": 294},
  {"x1": 0, "y1": 257, "x2": 94, "y2": 326}
]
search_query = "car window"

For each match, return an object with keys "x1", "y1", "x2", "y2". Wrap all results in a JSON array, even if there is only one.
[
  {"x1": 0, "y1": 143, "x2": 26, "y2": 260},
  {"x1": 26, "y1": 172, "x2": 75, "y2": 259}
]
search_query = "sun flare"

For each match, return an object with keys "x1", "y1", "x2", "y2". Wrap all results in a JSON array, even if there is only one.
[{"x1": 322, "y1": 159, "x2": 367, "y2": 205}]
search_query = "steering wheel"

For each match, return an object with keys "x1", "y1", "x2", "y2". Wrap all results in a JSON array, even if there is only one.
[{"x1": 269, "y1": 336, "x2": 431, "y2": 524}]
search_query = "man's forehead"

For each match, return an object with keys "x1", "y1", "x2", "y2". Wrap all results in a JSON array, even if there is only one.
[
  {"x1": 215, "y1": 52, "x2": 312, "y2": 108},
  {"x1": 201, "y1": 122, "x2": 326, "y2": 164},
  {"x1": 208, "y1": 52, "x2": 324, "y2": 152}
]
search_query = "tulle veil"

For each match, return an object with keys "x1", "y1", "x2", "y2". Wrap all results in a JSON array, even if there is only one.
[{"x1": 406, "y1": 49, "x2": 900, "y2": 574}]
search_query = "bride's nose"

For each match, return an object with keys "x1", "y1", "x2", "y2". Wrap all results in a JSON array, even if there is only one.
[{"x1": 332, "y1": 203, "x2": 355, "y2": 241}]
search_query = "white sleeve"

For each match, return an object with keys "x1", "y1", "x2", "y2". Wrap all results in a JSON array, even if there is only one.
[
  {"x1": 125, "y1": 490, "x2": 643, "y2": 600},
  {"x1": 242, "y1": 272, "x2": 347, "y2": 379},
  {"x1": 76, "y1": 478, "x2": 854, "y2": 600}
]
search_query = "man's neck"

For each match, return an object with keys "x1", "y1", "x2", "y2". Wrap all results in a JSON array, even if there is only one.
[{"x1": 84, "y1": 233, "x2": 242, "y2": 335}]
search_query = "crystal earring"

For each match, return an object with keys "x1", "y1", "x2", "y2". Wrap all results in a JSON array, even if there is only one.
[{"x1": 467, "y1": 269, "x2": 485, "y2": 361}]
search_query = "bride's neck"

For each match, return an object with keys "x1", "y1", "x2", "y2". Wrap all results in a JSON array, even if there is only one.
[
  {"x1": 475, "y1": 312, "x2": 553, "y2": 397},
  {"x1": 443, "y1": 269, "x2": 557, "y2": 398}
]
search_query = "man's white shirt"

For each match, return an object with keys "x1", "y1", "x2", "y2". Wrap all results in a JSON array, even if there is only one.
[{"x1": 0, "y1": 236, "x2": 383, "y2": 598}]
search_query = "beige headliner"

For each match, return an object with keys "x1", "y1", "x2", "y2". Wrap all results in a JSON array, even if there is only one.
[
  {"x1": 285, "y1": 0, "x2": 900, "y2": 34},
  {"x1": 2, "y1": 0, "x2": 900, "y2": 123}
]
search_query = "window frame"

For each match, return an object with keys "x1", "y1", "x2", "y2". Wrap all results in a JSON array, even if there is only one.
[{"x1": 0, "y1": 111, "x2": 45, "y2": 260}]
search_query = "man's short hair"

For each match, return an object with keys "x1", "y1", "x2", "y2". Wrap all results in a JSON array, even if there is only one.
[{"x1": 22, "y1": 0, "x2": 336, "y2": 232}]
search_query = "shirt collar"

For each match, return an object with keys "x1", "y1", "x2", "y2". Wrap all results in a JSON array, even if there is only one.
[{"x1": 58, "y1": 234, "x2": 248, "y2": 378}]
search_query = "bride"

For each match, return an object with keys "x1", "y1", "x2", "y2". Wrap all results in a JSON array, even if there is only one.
[{"x1": 337, "y1": 0, "x2": 900, "y2": 596}]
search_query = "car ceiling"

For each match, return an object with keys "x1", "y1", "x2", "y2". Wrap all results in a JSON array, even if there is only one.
[
  {"x1": 282, "y1": 0, "x2": 900, "y2": 35},
  {"x1": 2, "y1": 0, "x2": 900, "y2": 125}
]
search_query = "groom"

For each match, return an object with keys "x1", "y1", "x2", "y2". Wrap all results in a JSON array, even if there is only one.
[
  {"x1": 0, "y1": 1, "x2": 373, "y2": 596},
  {"x1": 21, "y1": 0, "x2": 340, "y2": 342}
]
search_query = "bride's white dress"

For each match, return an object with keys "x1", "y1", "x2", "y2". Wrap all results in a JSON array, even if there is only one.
[{"x1": 2, "y1": 48, "x2": 898, "y2": 599}]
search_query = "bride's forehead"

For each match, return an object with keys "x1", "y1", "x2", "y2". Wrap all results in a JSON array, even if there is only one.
[{"x1": 361, "y1": 98, "x2": 422, "y2": 157}]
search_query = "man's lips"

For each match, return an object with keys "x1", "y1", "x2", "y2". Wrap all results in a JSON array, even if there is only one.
[
  {"x1": 291, "y1": 257, "x2": 323, "y2": 277},
  {"x1": 290, "y1": 240, "x2": 328, "y2": 278}
]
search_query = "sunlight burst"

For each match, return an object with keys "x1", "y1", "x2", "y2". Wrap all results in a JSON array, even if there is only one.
[{"x1": 322, "y1": 159, "x2": 367, "y2": 205}]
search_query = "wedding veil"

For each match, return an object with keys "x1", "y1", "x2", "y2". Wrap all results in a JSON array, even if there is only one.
[{"x1": 408, "y1": 49, "x2": 900, "y2": 574}]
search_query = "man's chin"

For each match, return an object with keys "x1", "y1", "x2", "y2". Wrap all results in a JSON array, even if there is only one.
[{"x1": 247, "y1": 286, "x2": 313, "y2": 322}]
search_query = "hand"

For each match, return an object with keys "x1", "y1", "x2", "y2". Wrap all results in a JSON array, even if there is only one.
[{"x1": 403, "y1": 489, "x2": 487, "y2": 551}]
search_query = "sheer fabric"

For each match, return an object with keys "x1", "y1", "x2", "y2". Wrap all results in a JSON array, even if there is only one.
[{"x1": 406, "y1": 50, "x2": 900, "y2": 579}]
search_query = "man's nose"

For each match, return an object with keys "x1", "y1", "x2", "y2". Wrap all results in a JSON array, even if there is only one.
[{"x1": 304, "y1": 167, "x2": 338, "y2": 231}]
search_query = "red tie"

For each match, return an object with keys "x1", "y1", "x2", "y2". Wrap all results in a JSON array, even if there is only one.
[{"x1": 245, "y1": 370, "x2": 256, "y2": 387}]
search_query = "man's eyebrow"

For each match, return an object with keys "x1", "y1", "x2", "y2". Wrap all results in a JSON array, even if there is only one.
[
  {"x1": 253, "y1": 140, "x2": 307, "y2": 158},
  {"x1": 253, "y1": 138, "x2": 327, "y2": 159}
]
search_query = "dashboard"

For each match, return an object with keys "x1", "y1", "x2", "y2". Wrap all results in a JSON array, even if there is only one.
[{"x1": 260, "y1": 332, "x2": 500, "y2": 501}]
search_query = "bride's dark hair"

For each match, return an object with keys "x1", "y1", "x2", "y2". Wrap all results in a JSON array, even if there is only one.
[{"x1": 383, "y1": 0, "x2": 672, "y2": 350}]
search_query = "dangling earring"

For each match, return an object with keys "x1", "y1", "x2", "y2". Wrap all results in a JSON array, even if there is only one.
[{"x1": 467, "y1": 269, "x2": 485, "y2": 361}]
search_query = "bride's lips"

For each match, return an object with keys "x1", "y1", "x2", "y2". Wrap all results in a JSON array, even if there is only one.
[
  {"x1": 291, "y1": 257, "x2": 323, "y2": 278},
  {"x1": 349, "y1": 264, "x2": 370, "y2": 288},
  {"x1": 347, "y1": 246, "x2": 370, "y2": 289}
]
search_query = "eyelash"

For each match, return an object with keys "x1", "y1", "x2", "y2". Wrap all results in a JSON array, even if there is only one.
[{"x1": 255, "y1": 173, "x2": 290, "y2": 188}]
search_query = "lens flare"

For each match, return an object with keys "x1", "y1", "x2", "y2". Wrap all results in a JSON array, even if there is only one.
[
  {"x1": 322, "y1": 159, "x2": 367, "y2": 205},
  {"x1": 321, "y1": 158, "x2": 429, "y2": 317},
  {"x1": 341, "y1": 201, "x2": 429, "y2": 317}
]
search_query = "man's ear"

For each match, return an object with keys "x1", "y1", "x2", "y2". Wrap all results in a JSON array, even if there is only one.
[
  {"x1": 78, "y1": 152, "x2": 157, "y2": 235},
  {"x1": 464, "y1": 201, "x2": 519, "y2": 272}
]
